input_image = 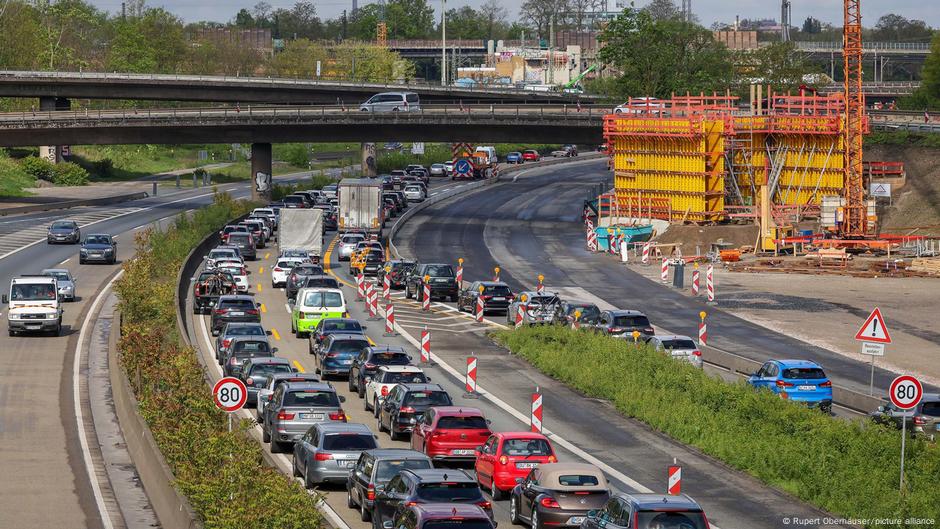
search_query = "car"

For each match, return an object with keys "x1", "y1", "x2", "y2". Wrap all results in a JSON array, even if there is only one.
[
  {"x1": 288, "y1": 193, "x2": 315, "y2": 208},
  {"x1": 581, "y1": 493, "x2": 709, "y2": 529},
  {"x1": 411, "y1": 407, "x2": 491, "y2": 463},
  {"x1": 870, "y1": 393, "x2": 940, "y2": 440},
  {"x1": 406, "y1": 263, "x2": 459, "y2": 302},
  {"x1": 222, "y1": 336, "x2": 276, "y2": 377},
  {"x1": 282, "y1": 195, "x2": 308, "y2": 208},
  {"x1": 246, "y1": 216, "x2": 273, "y2": 240},
  {"x1": 359, "y1": 92, "x2": 421, "y2": 113},
  {"x1": 315, "y1": 333, "x2": 372, "y2": 378},
  {"x1": 443, "y1": 161, "x2": 456, "y2": 177},
  {"x1": 349, "y1": 346, "x2": 414, "y2": 398},
  {"x1": 262, "y1": 381, "x2": 347, "y2": 453},
  {"x1": 205, "y1": 247, "x2": 242, "y2": 270},
  {"x1": 293, "y1": 422, "x2": 378, "y2": 487},
  {"x1": 299, "y1": 275, "x2": 342, "y2": 292},
  {"x1": 220, "y1": 224, "x2": 250, "y2": 243},
  {"x1": 509, "y1": 463, "x2": 610, "y2": 529},
  {"x1": 338, "y1": 233, "x2": 367, "y2": 261},
  {"x1": 225, "y1": 232, "x2": 257, "y2": 260},
  {"x1": 747, "y1": 359, "x2": 833, "y2": 413},
  {"x1": 377, "y1": 260, "x2": 416, "y2": 289},
  {"x1": 314, "y1": 204, "x2": 339, "y2": 231},
  {"x1": 506, "y1": 292, "x2": 561, "y2": 325},
  {"x1": 321, "y1": 184, "x2": 339, "y2": 198},
  {"x1": 365, "y1": 366, "x2": 429, "y2": 414},
  {"x1": 563, "y1": 144, "x2": 578, "y2": 157},
  {"x1": 210, "y1": 294, "x2": 261, "y2": 336},
  {"x1": 505, "y1": 152, "x2": 523, "y2": 164},
  {"x1": 591, "y1": 310, "x2": 654, "y2": 338},
  {"x1": 521, "y1": 150, "x2": 540, "y2": 162},
  {"x1": 256, "y1": 373, "x2": 322, "y2": 421},
  {"x1": 240, "y1": 219, "x2": 267, "y2": 246},
  {"x1": 377, "y1": 384, "x2": 452, "y2": 441},
  {"x1": 215, "y1": 262, "x2": 249, "y2": 292},
  {"x1": 310, "y1": 317, "x2": 365, "y2": 353},
  {"x1": 239, "y1": 356, "x2": 294, "y2": 405},
  {"x1": 350, "y1": 247, "x2": 384, "y2": 275},
  {"x1": 383, "y1": 198, "x2": 398, "y2": 219},
  {"x1": 291, "y1": 288, "x2": 348, "y2": 338},
  {"x1": 286, "y1": 263, "x2": 326, "y2": 302},
  {"x1": 272, "y1": 257, "x2": 307, "y2": 288},
  {"x1": 551, "y1": 149, "x2": 570, "y2": 158},
  {"x1": 215, "y1": 322, "x2": 268, "y2": 365},
  {"x1": 390, "y1": 170, "x2": 408, "y2": 186},
  {"x1": 613, "y1": 97, "x2": 665, "y2": 115},
  {"x1": 554, "y1": 301, "x2": 600, "y2": 326},
  {"x1": 79, "y1": 233, "x2": 117, "y2": 264},
  {"x1": 457, "y1": 281, "x2": 513, "y2": 315},
  {"x1": 252, "y1": 208, "x2": 278, "y2": 229},
  {"x1": 347, "y1": 449, "x2": 434, "y2": 522},
  {"x1": 474, "y1": 432, "x2": 557, "y2": 500},
  {"x1": 383, "y1": 192, "x2": 406, "y2": 215},
  {"x1": 193, "y1": 270, "x2": 236, "y2": 314},
  {"x1": 359, "y1": 251, "x2": 386, "y2": 277},
  {"x1": 47, "y1": 220, "x2": 80, "y2": 244},
  {"x1": 372, "y1": 469, "x2": 494, "y2": 527},
  {"x1": 42, "y1": 268, "x2": 76, "y2": 302},
  {"x1": 429, "y1": 164, "x2": 446, "y2": 177},
  {"x1": 644, "y1": 335, "x2": 702, "y2": 369},
  {"x1": 404, "y1": 184, "x2": 427, "y2": 202}
]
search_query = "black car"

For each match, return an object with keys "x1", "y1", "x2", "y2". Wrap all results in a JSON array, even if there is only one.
[
  {"x1": 376, "y1": 384, "x2": 452, "y2": 441},
  {"x1": 309, "y1": 318, "x2": 365, "y2": 354},
  {"x1": 79, "y1": 233, "x2": 117, "y2": 264},
  {"x1": 239, "y1": 356, "x2": 293, "y2": 404},
  {"x1": 371, "y1": 468, "x2": 493, "y2": 527},
  {"x1": 211, "y1": 294, "x2": 261, "y2": 335},
  {"x1": 457, "y1": 281, "x2": 513, "y2": 314},
  {"x1": 377, "y1": 260, "x2": 416, "y2": 289},
  {"x1": 362, "y1": 252, "x2": 385, "y2": 277},
  {"x1": 315, "y1": 205, "x2": 338, "y2": 231},
  {"x1": 286, "y1": 264, "x2": 327, "y2": 302},
  {"x1": 349, "y1": 346, "x2": 413, "y2": 398},
  {"x1": 222, "y1": 337, "x2": 275, "y2": 377},
  {"x1": 301, "y1": 275, "x2": 341, "y2": 292},
  {"x1": 226, "y1": 232, "x2": 257, "y2": 260},
  {"x1": 289, "y1": 193, "x2": 315, "y2": 207},
  {"x1": 282, "y1": 195, "x2": 307, "y2": 208},
  {"x1": 215, "y1": 321, "x2": 269, "y2": 364},
  {"x1": 555, "y1": 301, "x2": 601, "y2": 326},
  {"x1": 387, "y1": 504, "x2": 495, "y2": 529},
  {"x1": 315, "y1": 333, "x2": 372, "y2": 378},
  {"x1": 405, "y1": 264, "x2": 459, "y2": 302},
  {"x1": 383, "y1": 192, "x2": 406, "y2": 214},
  {"x1": 592, "y1": 310, "x2": 655, "y2": 338},
  {"x1": 346, "y1": 448, "x2": 434, "y2": 522},
  {"x1": 47, "y1": 220, "x2": 81, "y2": 244}
]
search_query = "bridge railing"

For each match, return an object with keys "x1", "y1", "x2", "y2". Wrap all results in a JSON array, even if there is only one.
[{"x1": 793, "y1": 41, "x2": 931, "y2": 52}]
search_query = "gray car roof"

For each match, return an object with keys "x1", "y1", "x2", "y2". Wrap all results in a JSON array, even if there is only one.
[
  {"x1": 284, "y1": 381, "x2": 335, "y2": 391},
  {"x1": 314, "y1": 422, "x2": 373, "y2": 435},
  {"x1": 363, "y1": 448, "x2": 430, "y2": 460},
  {"x1": 616, "y1": 492, "x2": 702, "y2": 511},
  {"x1": 244, "y1": 356, "x2": 291, "y2": 366}
]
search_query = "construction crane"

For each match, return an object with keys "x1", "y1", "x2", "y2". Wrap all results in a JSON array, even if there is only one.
[
  {"x1": 842, "y1": 0, "x2": 867, "y2": 237},
  {"x1": 780, "y1": 0, "x2": 791, "y2": 42}
]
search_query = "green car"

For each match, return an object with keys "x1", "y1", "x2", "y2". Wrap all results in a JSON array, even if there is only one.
[{"x1": 291, "y1": 288, "x2": 348, "y2": 337}]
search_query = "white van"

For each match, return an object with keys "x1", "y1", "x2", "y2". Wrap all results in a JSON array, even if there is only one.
[
  {"x1": 474, "y1": 146, "x2": 497, "y2": 164},
  {"x1": 3, "y1": 275, "x2": 63, "y2": 336},
  {"x1": 359, "y1": 92, "x2": 421, "y2": 113}
]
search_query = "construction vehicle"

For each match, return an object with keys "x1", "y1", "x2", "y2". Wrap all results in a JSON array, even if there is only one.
[{"x1": 562, "y1": 64, "x2": 597, "y2": 94}]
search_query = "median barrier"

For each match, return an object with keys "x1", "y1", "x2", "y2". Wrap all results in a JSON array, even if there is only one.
[{"x1": 0, "y1": 190, "x2": 149, "y2": 216}]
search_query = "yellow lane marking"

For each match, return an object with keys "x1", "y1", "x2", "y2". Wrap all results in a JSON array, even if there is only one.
[
  {"x1": 292, "y1": 360, "x2": 306, "y2": 373},
  {"x1": 257, "y1": 283, "x2": 263, "y2": 292},
  {"x1": 260, "y1": 303, "x2": 267, "y2": 313},
  {"x1": 264, "y1": 252, "x2": 270, "y2": 260},
  {"x1": 367, "y1": 336, "x2": 376, "y2": 346},
  {"x1": 323, "y1": 239, "x2": 356, "y2": 289},
  {"x1": 259, "y1": 266, "x2": 264, "y2": 274},
  {"x1": 271, "y1": 328, "x2": 281, "y2": 341}
]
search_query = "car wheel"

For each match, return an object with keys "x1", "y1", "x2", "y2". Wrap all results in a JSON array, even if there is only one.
[
  {"x1": 304, "y1": 463, "x2": 315, "y2": 489},
  {"x1": 349, "y1": 373, "x2": 357, "y2": 392},
  {"x1": 450, "y1": 295, "x2": 458, "y2": 303},
  {"x1": 358, "y1": 383, "x2": 365, "y2": 399},
  {"x1": 292, "y1": 454, "x2": 302, "y2": 477},
  {"x1": 373, "y1": 399, "x2": 380, "y2": 417},
  {"x1": 8, "y1": 329, "x2": 15, "y2": 337},
  {"x1": 389, "y1": 424, "x2": 400, "y2": 441},
  {"x1": 509, "y1": 496, "x2": 521, "y2": 525},
  {"x1": 377, "y1": 413, "x2": 386, "y2": 433},
  {"x1": 262, "y1": 426, "x2": 271, "y2": 443},
  {"x1": 531, "y1": 508, "x2": 541, "y2": 529},
  {"x1": 491, "y1": 480, "x2": 504, "y2": 501},
  {"x1": 79, "y1": 258, "x2": 85, "y2": 265},
  {"x1": 360, "y1": 499, "x2": 372, "y2": 522},
  {"x1": 405, "y1": 286, "x2": 413, "y2": 299},
  {"x1": 364, "y1": 396, "x2": 372, "y2": 412},
  {"x1": 347, "y1": 488, "x2": 357, "y2": 508},
  {"x1": 271, "y1": 440, "x2": 286, "y2": 454}
]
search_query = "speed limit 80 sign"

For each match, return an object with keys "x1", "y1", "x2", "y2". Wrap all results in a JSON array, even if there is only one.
[
  {"x1": 889, "y1": 375, "x2": 923, "y2": 410},
  {"x1": 213, "y1": 377, "x2": 248, "y2": 412}
]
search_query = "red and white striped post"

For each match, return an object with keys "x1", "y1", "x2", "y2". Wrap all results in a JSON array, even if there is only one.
[
  {"x1": 475, "y1": 292, "x2": 485, "y2": 323},
  {"x1": 493, "y1": 266, "x2": 500, "y2": 282},
  {"x1": 382, "y1": 267, "x2": 391, "y2": 301},
  {"x1": 515, "y1": 304, "x2": 525, "y2": 329},
  {"x1": 536, "y1": 274, "x2": 544, "y2": 295},
  {"x1": 456, "y1": 258, "x2": 464, "y2": 289},
  {"x1": 420, "y1": 326, "x2": 431, "y2": 364},
  {"x1": 691, "y1": 264, "x2": 700, "y2": 296},
  {"x1": 587, "y1": 228, "x2": 598, "y2": 252},
  {"x1": 620, "y1": 237, "x2": 629, "y2": 263},
  {"x1": 383, "y1": 303, "x2": 396, "y2": 336},
  {"x1": 364, "y1": 281, "x2": 373, "y2": 308},
  {"x1": 367, "y1": 284, "x2": 380, "y2": 320},
  {"x1": 422, "y1": 275, "x2": 431, "y2": 311},
  {"x1": 661, "y1": 258, "x2": 669, "y2": 283},
  {"x1": 706, "y1": 264, "x2": 716, "y2": 304},
  {"x1": 667, "y1": 464, "x2": 681, "y2": 495},
  {"x1": 356, "y1": 273, "x2": 365, "y2": 300},
  {"x1": 698, "y1": 311, "x2": 707, "y2": 348},
  {"x1": 642, "y1": 242, "x2": 651, "y2": 264},
  {"x1": 530, "y1": 389, "x2": 543, "y2": 433},
  {"x1": 465, "y1": 356, "x2": 478, "y2": 396}
]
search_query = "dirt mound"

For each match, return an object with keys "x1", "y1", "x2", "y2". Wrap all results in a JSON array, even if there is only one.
[
  {"x1": 866, "y1": 145, "x2": 940, "y2": 236},
  {"x1": 655, "y1": 224, "x2": 759, "y2": 253}
]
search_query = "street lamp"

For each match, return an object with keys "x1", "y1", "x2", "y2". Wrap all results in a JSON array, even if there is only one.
[{"x1": 441, "y1": 0, "x2": 447, "y2": 86}]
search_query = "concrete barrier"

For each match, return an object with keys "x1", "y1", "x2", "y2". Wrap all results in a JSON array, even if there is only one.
[{"x1": 0, "y1": 191, "x2": 149, "y2": 216}]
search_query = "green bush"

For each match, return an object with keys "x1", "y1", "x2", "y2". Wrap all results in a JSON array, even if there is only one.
[
  {"x1": 20, "y1": 155, "x2": 56, "y2": 181},
  {"x1": 492, "y1": 326, "x2": 940, "y2": 528},
  {"x1": 52, "y1": 162, "x2": 89, "y2": 186},
  {"x1": 271, "y1": 173, "x2": 339, "y2": 201},
  {"x1": 0, "y1": 149, "x2": 37, "y2": 197},
  {"x1": 275, "y1": 144, "x2": 311, "y2": 168},
  {"x1": 114, "y1": 192, "x2": 324, "y2": 529}
]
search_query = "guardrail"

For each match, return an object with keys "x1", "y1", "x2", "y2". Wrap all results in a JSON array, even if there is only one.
[{"x1": 794, "y1": 41, "x2": 931, "y2": 52}]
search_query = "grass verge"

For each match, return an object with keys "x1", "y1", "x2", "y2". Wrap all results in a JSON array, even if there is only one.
[
  {"x1": 0, "y1": 150, "x2": 37, "y2": 197},
  {"x1": 114, "y1": 192, "x2": 323, "y2": 528},
  {"x1": 492, "y1": 326, "x2": 940, "y2": 528}
]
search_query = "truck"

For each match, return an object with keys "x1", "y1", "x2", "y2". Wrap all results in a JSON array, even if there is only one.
[
  {"x1": 452, "y1": 151, "x2": 497, "y2": 181},
  {"x1": 2, "y1": 275, "x2": 63, "y2": 336},
  {"x1": 337, "y1": 178, "x2": 384, "y2": 235},
  {"x1": 277, "y1": 208, "x2": 324, "y2": 263}
]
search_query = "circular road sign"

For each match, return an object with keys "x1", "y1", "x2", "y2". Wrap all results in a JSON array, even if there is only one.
[
  {"x1": 455, "y1": 159, "x2": 473, "y2": 176},
  {"x1": 213, "y1": 377, "x2": 248, "y2": 412},
  {"x1": 889, "y1": 375, "x2": 923, "y2": 410}
]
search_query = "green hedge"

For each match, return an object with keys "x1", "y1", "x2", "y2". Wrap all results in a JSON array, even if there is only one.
[
  {"x1": 114, "y1": 192, "x2": 324, "y2": 529},
  {"x1": 271, "y1": 174, "x2": 340, "y2": 201},
  {"x1": 492, "y1": 326, "x2": 940, "y2": 528}
]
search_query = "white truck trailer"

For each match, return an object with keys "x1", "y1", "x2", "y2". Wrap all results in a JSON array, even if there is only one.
[
  {"x1": 277, "y1": 208, "x2": 324, "y2": 263},
  {"x1": 337, "y1": 178, "x2": 384, "y2": 235}
]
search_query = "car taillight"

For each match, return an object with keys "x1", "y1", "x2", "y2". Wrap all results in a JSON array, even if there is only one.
[
  {"x1": 692, "y1": 350, "x2": 702, "y2": 356},
  {"x1": 326, "y1": 353, "x2": 338, "y2": 358},
  {"x1": 277, "y1": 411, "x2": 295, "y2": 420},
  {"x1": 330, "y1": 410, "x2": 347, "y2": 421},
  {"x1": 776, "y1": 380, "x2": 794, "y2": 388},
  {"x1": 364, "y1": 362, "x2": 376, "y2": 369},
  {"x1": 246, "y1": 309, "x2": 259, "y2": 315},
  {"x1": 214, "y1": 308, "x2": 228, "y2": 314},
  {"x1": 222, "y1": 339, "x2": 232, "y2": 348},
  {"x1": 498, "y1": 455, "x2": 508, "y2": 464},
  {"x1": 274, "y1": 267, "x2": 283, "y2": 272},
  {"x1": 820, "y1": 381, "x2": 832, "y2": 387},
  {"x1": 315, "y1": 452, "x2": 333, "y2": 461},
  {"x1": 644, "y1": 328, "x2": 655, "y2": 334},
  {"x1": 482, "y1": 295, "x2": 492, "y2": 300},
  {"x1": 400, "y1": 406, "x2": 416, "y2": 414},
  {"x1": 540, "y1": 497, "x2": 560, "y2": 509},
  {"x1": 381, "y1": 386, "x2": 389, "y2": 396},
  {"x1": 913, "y1": 416, "x2": 926, "y2": 426},
  {"x1": 607, "y1": 328, "x2": 622, "y2": 333},
  {"x1": 547, "y1": 455, "x2": 557, "y2": 463},
  {"x1": 405, "y1": 502, "x2": 419, "y2": 508},
  {"x1": 477, "y1": 501, "x2": 492, "y2": 509},
  {"x1": 245, "y1": 378, "x2": 254, "y2": 386},
  {"x1": 367, "y1": 484, "x2": 376, "y2": 501}
]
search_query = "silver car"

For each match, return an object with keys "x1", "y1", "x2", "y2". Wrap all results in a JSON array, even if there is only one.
[
  {"x1": 262, "y1": 381, "x2": 347, "y2": 453},
  {"x1": 645, "y1": 335, "x2": 703, "y2": 369},
  {"x1": 403, "y1": 184, "x2": 426, "y2": 202},
  {"x1": 293, "y1": 422, "x2": 377, "y2": 487},
  {"x1": 429, "y1": 164, "x2": 445, "y2": 177},
  {"x1": 255, "y1": 373, "x2": 321, "y2": 421},
  {"x1": 42, "y1": 268, "x2": 76, "y2": 302},
  {"x1": 338, "y1": 233, "x2": 366, "y2": 261},
  {"x1": 358, "y1": 92, "x2": 421, "y2": 113},
  {"x1": 205, "y1": 247, "x2": 243, "y2": 270},
  {"x1": 506, "y1": 291, "x2": 561, "y2": 325}
]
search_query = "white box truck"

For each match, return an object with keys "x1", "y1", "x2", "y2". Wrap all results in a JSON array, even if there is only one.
[
  {"x1": 337, "y1": 178, "x2": 384, "y2": 235},
  {"x1": 277, "y1": 208, "x2": 324, "y2": 263},
  {"x1": 2, "y1": 275, "x2": 63, "y2": 336}
]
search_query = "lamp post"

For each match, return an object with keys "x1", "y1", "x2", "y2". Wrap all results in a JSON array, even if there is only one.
[{"x1": 441, "y1": 0, "x2": 447, "y2": 86}]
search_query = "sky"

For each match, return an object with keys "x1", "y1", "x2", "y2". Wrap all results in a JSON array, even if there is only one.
[{"x1": 87, "y1": 0, "x2": 940, "y2": 28}]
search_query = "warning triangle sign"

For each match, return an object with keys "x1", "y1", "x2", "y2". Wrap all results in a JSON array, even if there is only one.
[{"x1": 855, "y1": 307, "x2": 892, "y2": 344}]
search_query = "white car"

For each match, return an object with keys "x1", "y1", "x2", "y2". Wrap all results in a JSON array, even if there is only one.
[
  {"x1": 272, "y1": 257, "x2": 306, "y2": 288},
  {"x1": 205, "y1": 247, "x2": 242, "y2": 270},
  {"x1": 645, "y1": 335, "x2": 702, "y2": 369},
  {"x1": 443, "y1": 161, "x2": 455, "y2": 177},
  {"x1": 252, "y1": 208, "x2": 278, "y2": 230},
  {"x1": 216, "y1": 263, "x2": 250, "y2": 292},
  {"x1": 403, "y1": 184, "x2": 426, "y2": 202},
  {"x1": 364, "y1": 366, "x2": 429, "y2": 415},
  {"x1": 614, "y1": 96, "x2": 665, "y2": 115},
  {"x1": 338, "y1": 233, "x2": 366, "y2": 261},
  {"x1": 429, "y1": 163, "x2": 445, "y2": 177}
]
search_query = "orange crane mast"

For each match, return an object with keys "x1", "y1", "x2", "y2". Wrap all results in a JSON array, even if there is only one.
[{"x1": 842, "y1": 0, "x2": 867, "y2": 237}]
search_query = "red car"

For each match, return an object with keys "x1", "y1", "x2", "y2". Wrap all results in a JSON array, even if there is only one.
[
  {"x1": 521, "y1": 150, "x2": 541, "y2": 162},
  {"x1": 474, "y1": 432, "x2": 557, "y2": 500},
  {"x1": 411, "y1": 407, "x2": 492, "y2": 463}
]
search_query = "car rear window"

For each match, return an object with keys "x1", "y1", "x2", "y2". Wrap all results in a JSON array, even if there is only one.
[
  {"x1": 416, "y1": 482, "x2": 483, "y2": 502},
  {"x1": 782, "y1": 368, "x2": 827, "y2": 380},
  {"x1": 406, "y1": 93, "x2": 419, "y2": 103},
  {"x1": 277, "y1": 260, "x2": 302, "y2": 269},
  {"x1": 484, "y1": 286, "x2": 511, "y2": 296},
  {"x1": 325, "y1": 321, "x2": 362, "y2": 333},
  {"x1": 921, "y1": 401, "x2": 940, "y2": 417},
  {"x1": 283, "y1": 390, "x2": 340, "y2": 407},
  {"x1": 381, "y1": 371, "x2": 428, "y2": 384},
  {"x1": 366, "y1": 253, "x2": 384, "y2": 263},
  {"x1": 322, "y1": 433, "x2": 378, "y2": 451},
  {"x1": 528, "y1": 296, "x2": 559, "y2": 306},
  {"x1": 613, "y1": 315, "x2": 651, "y2": 327},
  {"x1": 405, "y1": 185, "x2": 422, "y2": 192},
  {"x1": 209, "y1": 250, "x2": 236, "y2": 259},
  {"x1": 557, "y1": 474, "x2": 600, "y2": 487},
  {"x1": 294, "y1": 265, "x2": 324, "y2": 276},
  {"x1": 423, "y1": 520, "x2": 492, "y2": 529},
  {"x1": 250, "y1": 363, "x2": 292, "y2": 376},
  {"x1": 220, "y1": 299, "x2": 255, "y2": 309},
  {"x1": 302, "y1": 291, "x2": 344, "y2": 308},
  {"x1": 232, "y1": 341, "x2": 271, "y2": 353},
  {"x1": 502, "y1": 438, "x2": 552, "y2": 456},
  {"x1": 228, "y1": 234, "x2": 250, "y2": 244},
  {"x1": 425, "y1": 265, "x2": 454, "y2": 277},
  {"x1": 660, "y1": 339, "x2": 697, "y2": 350},
  {"x1": 569, "y1": 306, "x2": 600, "y2": 319},
  {"x1": 225, "y1": 325, "x2": 264, "y2": 336},
  {"x1": 437, "y1": 416, "x2": 488, "y2": 429},
  {"x1": 283, "y1": 195, "x2": 304, "y2": 202},
  {"x1": 636, "y1": 511, "x2": 707, "y2": 529},
  {"x1": 305, "y1": 277, "x2": 340, "y2": 289},
  {"x1": 371, "y1": 352, "x2": 411, "y2": 365},
  {"x1": 404, "y1": 391, "x2": 452, "y2": 407},
  {"x1": 375, "y1": 459, "x2": 433, "y2": 481},
  {"x1": 330, "y1": 339, "x2": 370, "y2": 354},
  {"x1": 218, "y1": 266, "x2": 244, "y2": 275},
  {"x1": 343, "y1": 235, "x2": 365, "y2": 244}
]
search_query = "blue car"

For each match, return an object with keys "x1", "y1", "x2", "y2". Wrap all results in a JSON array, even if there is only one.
[
  {"x1": 748, "y1": 359, "x2": 833, "y2": 413},
  {"x1": 505, "y1": 151, "x2": 523, "y2": 164}
]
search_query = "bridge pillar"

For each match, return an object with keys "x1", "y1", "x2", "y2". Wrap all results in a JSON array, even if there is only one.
[
  {"x1": 250, "y1": 143, "x2": 273, "y2": 202},
  {"x1": 361, "y1": 143, "x2": 377, "y2": 177},
  {"x1": 39, "y1": 96, "x2": 70, "y2": 163}
]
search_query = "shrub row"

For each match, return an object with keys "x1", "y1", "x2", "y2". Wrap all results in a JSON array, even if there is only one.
[
  {"x1": 114, "y1": 192, "x2": 324, "y2": 529},
  {"x1": 492, "y1": 326, "x2": 940, "y2": 528},
  {"x1": 20, "y1": 155, "x2": 89, "y2": 185},
  {"x1": 271, "y1": 173, "x2": 340, "y2": 201}
]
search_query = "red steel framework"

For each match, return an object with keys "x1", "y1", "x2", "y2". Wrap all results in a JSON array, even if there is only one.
[{"x1": 842, "y1": 0, "x2": 868, "y2": 237}]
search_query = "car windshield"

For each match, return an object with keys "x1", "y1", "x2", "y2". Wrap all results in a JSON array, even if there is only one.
[
  {"x1": 52, "y1": 221, "x2": 75, "y2": 229},
  {"x1": 84, "y1": 236, "x2": 111, "y2": 245},
  {"x1": 325, "y1": 321, "x2": 362, "y2": 333},
  {"x1": 366, "y1": 253, "x2": 384, "y2": 263},
  {"x1": 921, "y1": 401, "x2": 940, "y2": 417},
  {"x1": 613, "y1": 315, "x2": 651, "y2": 327},
  {"x1": 374, "y1": 459, "x2": 433, "y2": 481},
  {"x1": 232, "y1": 341, "x2": 270, "y2": 353},
  {"x1": 11, "y1": 283, "x2": 56, "y2": 301},
  {"x1": 483, "y1": 285, "x2": 511, "y2": 296},
  {"x1": 557, "y1": 474, "x2": 600, "y2": 486},
  {"x1": 502, "y1": 438, "x2": 552, "y2": 456},
  {"x1": 403, "y1": 391, "x2": 452, "y2": 407},
  {"x1": 382, "y1": 371, "x2": 428, "y2": 384},
  {"x1": 250, "y1": 363, "x2": 292, "y2": 376},
  {"x1": 425, "y1": 265, "x2": 454, "y2": 277},
  {"x1": 371, "y1": 352, "x2": 411, "y2": 365},
  {"x1": 322, "y1": 434, "x2": 378, "y2": 451},
  {"x1": 283, "y1": 390, "x2": 339, "y2": 407},
  {"x1": 225, "y1": 325, "x2": 264, "y2": 336},
  {"x1": 782, "y1": 368, "x2": 827, "y2": 380},
  {"x1": 218, "y1": 266, "x2": 244, "y2": 275},
  {"x1": 330, "y1": 340, "x2": 370, "y2": 354},
  {"x1": 437, "y1": 416, "x2": 488, "y2": 429},
  {"x1": 220, "y1": 299, "x2": 255, "y2": 309},
  {"x1": 636, "y1": 511, "x2": 708, "y2": 529},
  {"x1": 660, "y1": 339, "x2": 697, "y2": 350},
  {"x1": 302, "y1": 291, "x2": 344, "y2": 308},
  {"x1": 417, "y1": 482, "x2": 483, "y2": 502},
  {"x1": 424, "y1": 521, "x2": 492, "y2": 529},
  {"x1": 45, "y1": 271, "x2": 70, "y2": 281}
]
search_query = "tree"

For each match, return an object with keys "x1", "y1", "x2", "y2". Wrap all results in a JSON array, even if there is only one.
[
  {"x1": 0, "y1": 1, "x2": 43, "y2": 70},
  {"x1": 443, "y1": 6, "x2": 487, "y2": 39},
  {"x1": 909, "y1": 31, "x2": 940, "y2": 109},
  {"x1": 275, "y1": 1, "x2": 321, "y2": 39},
  {"x1": 801, "y1": 16, "x2": 821, "y2": 34},
  {"x1": 642, "y1": 0, "x2": 679, "y2": 22},
  {"x1": 568, "y1": 0, "x2": 594, "y2": 31},
  {"x1": 268, "y1": 38, "x2": 327, "y2": 78},
  {"x1": 234, "y1": 8, "x2": 254, "y2": 27},
  {"x1": 33, "y1": 0, "x2": 105, "y2": 70},
  {"x1": 479, "y1": 0, "x2": 509, "y2": 40},
  {"x1": 734, "y1": 42, "x2": 818, "y2": 90},
  {"x1": 349, "y1": 0, "x2": 434, "y2": 40},
  {"x1": 252, "y1": 1, "x2": 272, "y2": 27},
  {"x1": 872, "y1": 14, "x2": 933, "y2": 43},
  {"x1": 519, "y1": 0, "x2": 569, "y2": 40}
]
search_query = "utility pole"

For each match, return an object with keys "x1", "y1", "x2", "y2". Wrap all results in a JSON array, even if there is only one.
[
  {"x1": 121, "y1": 1, "x2": 126, "y2": 20},
  {"x1": 352, "y1": 0, "x2": 358, "y2": 14},
  {"x1": 548, "y1": 14, "x2": 555, "y2": 85},
  {"x1": 781, "y1": 0, "x2": 791, "y2": 42},
  {"x1": 441, "y1": 0, "x2": 447, "y2": 86},
  {"x1": 342, "y1": 10, "x2": 347, "y2": 41}
]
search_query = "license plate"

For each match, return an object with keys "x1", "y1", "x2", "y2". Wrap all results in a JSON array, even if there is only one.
[
  {"x1": 301, "y1": 413, "x2": 325, "y2": 420},
  {"x1": 567, "y1": 517, "x2": 586, "y2": 525},
  {"x1": 230, "y1": 311, "x2": 244, "y2": 316},
  {"x1": 26, "y1": 324, "x2": 41, "y2": 330},
  {"x1": 797, "y1": 385, "x2": 816, "y2": 391},
  {"x1": 451, "y1": 449, "x2": 475, "y2": 455},
  {"x1": 342, "y1": 359, "x2": 353, "y2": 365},
  {"x1": 347, "y1": 462, "x2": 356, "y2": 469},
  {"x1": 516, "y1": 462, "x2": 538, "y2": 469},
  {"x1": 492, "y1": 297, "x2": 505, "y2": 301}
]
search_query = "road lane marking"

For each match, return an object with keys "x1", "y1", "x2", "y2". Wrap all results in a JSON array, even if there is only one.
[
  {"x1": 259, "y1": 266, "x2": 264, "y2": 274},
  {"x1": 367, "y1": 336, "x2": 376, "y2": 346},
  {"x1": 60, "y1": 257, "x2": 70, "y2": 264},
  {"x1": 264, "y1": 252, "x2": 270, "y2": 260},
  {"x1": 292, "y1": 360, "x2": 306, "y2": 373},
  {"x1": 284, "y1": 303, "x2": 292, "y2": 314},
  {"x1": 260, "y1": 303, "x2": 267, "y2": 314},
  {"x1": 257, "y1": 283, "x2": 263, "y2": 292},
  {"x1": 271, "y1": 328, "x2": 281, "y2": 341}
]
